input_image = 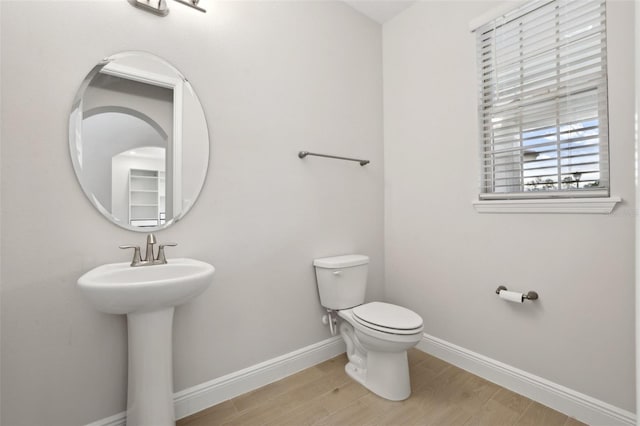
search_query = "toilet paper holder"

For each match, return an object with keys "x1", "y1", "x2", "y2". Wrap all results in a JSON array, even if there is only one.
[{"x1": 495, "y1": 285, "x2": 539, "y2": 301}]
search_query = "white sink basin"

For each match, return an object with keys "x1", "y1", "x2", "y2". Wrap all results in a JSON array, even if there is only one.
[{"x1": 78, "y1": 257, "x2": 215, "y2": 314}]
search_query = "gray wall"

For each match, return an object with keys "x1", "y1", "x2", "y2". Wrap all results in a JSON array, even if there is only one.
[
  {"x1": 383, "y1": 0, "x2": 636, "y2": 412},
  {"x1": 0, "y1": 1, "x2": 384, "y2": 425}
]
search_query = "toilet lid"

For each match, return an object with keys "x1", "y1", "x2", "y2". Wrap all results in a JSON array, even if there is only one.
[{"x1": 352, "y1": 302, "x2": 423, "y2": 332}]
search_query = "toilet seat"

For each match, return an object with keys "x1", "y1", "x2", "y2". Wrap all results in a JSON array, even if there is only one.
[{"x1": 352, "y1": 302, "x2": 423, "y2": 335}]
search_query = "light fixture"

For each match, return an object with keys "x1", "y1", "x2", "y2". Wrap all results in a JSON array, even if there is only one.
[
  {"x1": 128, "y1": 0, "x2": 206, "y2": 16},
  {"x1": 128, "y1": 0, "x2": 169, "y2": 16}
]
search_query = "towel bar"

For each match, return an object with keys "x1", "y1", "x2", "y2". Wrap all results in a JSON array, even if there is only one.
[{"x1": 298, "y1": 151, "x2": 369, "y2": 166}]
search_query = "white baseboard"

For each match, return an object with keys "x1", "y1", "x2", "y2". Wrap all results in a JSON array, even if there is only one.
[
  {"x1": 85, "y1": 412, "x2": 126, "y2": 426},
  {"x1": 174, "y1": 336, "x2": 345, "y2": 419},
  {"x1": 85, "y1": 336, "x2": 345, "y2": 426},
  {"x1": 417, "y1": 333, "x2": 636, "y2": 426},
  {"x1": 87, "y1": 332, "x2": 634, "y2": 426}
]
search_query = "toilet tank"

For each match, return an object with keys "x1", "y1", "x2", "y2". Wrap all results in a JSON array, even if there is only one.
[{"x1": 313, "y1": 254, "x2": 369, "y2": 310}]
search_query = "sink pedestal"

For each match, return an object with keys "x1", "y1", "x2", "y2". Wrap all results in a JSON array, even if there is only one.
[
  {"x1": 126, "y1": 308, "x2": 176, "y2": 426},
  {"x1": 77, "y1": 258, "x2": 215, "y2": 426}
]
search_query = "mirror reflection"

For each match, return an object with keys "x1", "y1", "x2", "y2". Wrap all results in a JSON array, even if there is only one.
[{"x1": 69, "y1": 51, "x2": 209, "y2": 231}]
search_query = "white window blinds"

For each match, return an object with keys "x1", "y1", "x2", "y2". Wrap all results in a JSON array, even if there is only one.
[{"x1": 476, "y1": 0, "x2": 609, "y2": 200}]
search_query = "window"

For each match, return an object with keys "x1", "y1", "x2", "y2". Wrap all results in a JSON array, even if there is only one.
[{"x1": 476, "y1": 0, "x2": 609, "y2": 200}]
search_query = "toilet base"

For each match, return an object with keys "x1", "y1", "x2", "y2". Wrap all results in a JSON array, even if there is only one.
[
  {"x1": 345, "y1": 350, "x2": 411, "y2": 401},
  {"x1": 337, "y1": 308, "x2": 419, "y2": 402}
]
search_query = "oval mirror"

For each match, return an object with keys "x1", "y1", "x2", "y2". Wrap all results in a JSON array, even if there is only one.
[{"x1": 69, "y1": 51, "x2": 209, "y2": 231}]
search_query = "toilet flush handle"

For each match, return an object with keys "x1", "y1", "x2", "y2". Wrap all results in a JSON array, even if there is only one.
[{"x1": 333, "y1": 270, "x2": 342, "y2": 276}]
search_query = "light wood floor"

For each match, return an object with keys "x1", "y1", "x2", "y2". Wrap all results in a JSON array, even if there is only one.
[{"x1": 177, "y1": 349, "x2": 587, "y2": 426}]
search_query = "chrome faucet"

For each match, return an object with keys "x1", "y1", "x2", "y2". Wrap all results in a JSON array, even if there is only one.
[
  {"x1": 144, "y1": 233, "x2": 157, "y2": 263},
  {"x1": 120, "y1": 233, "x2": 177, "y2": 267}
]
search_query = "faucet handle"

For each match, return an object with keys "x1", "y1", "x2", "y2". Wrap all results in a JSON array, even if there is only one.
[
  {"x1": 119, "y1": 245, "x2": 142, "y2": 266},
  {"x1": 156, "y1": 242, "x2": 177, "y2": 263}
]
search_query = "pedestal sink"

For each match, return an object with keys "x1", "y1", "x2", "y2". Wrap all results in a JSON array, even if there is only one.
[{"x1": 78, "y1": 258, "x2": 215, "y2": 426}]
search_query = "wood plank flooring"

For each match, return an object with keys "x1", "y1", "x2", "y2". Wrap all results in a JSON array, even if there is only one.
[{"x1": 177, "y1": 349, "x2": 587, "y2": 426}]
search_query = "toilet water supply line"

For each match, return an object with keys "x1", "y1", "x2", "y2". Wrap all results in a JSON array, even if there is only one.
[{"x1": 324, "y1": 309, "x2": 338, "y2": 336}]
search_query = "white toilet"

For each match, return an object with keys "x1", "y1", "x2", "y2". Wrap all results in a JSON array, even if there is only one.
[{"x1": 313, "y1": 254, "x2": 424, "y2": 401}]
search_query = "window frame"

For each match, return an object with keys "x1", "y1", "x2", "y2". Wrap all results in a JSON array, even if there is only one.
[{"x1": 475, "y1": 0, "x2": 612, "y2": 204}]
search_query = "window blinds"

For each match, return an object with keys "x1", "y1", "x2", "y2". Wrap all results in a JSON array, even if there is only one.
[{"x1": 476, "y1": 0, "x2": 609, "y2": 199}]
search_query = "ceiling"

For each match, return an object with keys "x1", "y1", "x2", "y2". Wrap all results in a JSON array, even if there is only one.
[{"x1": 343, "y1": 0, "x2": 416, "y2": 24}]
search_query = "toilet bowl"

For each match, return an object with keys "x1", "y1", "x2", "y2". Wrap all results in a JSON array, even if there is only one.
[
  {"x1": 313, "y1": 255, "x2": 424, "y2": 401},
  {"x1": 337, "y1": 302, "x2": 423, "y2": 400}
]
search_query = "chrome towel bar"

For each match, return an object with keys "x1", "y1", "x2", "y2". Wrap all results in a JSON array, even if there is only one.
[{"x1": 298, "y1": 151, "x2": 370, "y2": 166}]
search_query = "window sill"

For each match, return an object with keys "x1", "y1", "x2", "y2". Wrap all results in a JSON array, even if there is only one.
[{"x1": 472, "y1": 197, "x2": 622, "y2": 214}]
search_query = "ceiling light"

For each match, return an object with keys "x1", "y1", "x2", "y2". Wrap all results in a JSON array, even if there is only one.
[
  {"x1": 128, "y1": 0, "x2": 169, "y2": 16},
  {"x1": 128, "y1": 0, "x2": 206, "y2": 16}
]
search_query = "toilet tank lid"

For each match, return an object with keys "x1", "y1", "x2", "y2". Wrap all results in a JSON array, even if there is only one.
[{"x1": 313, "y1": 254, "x2": 369, "y2": 268}]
